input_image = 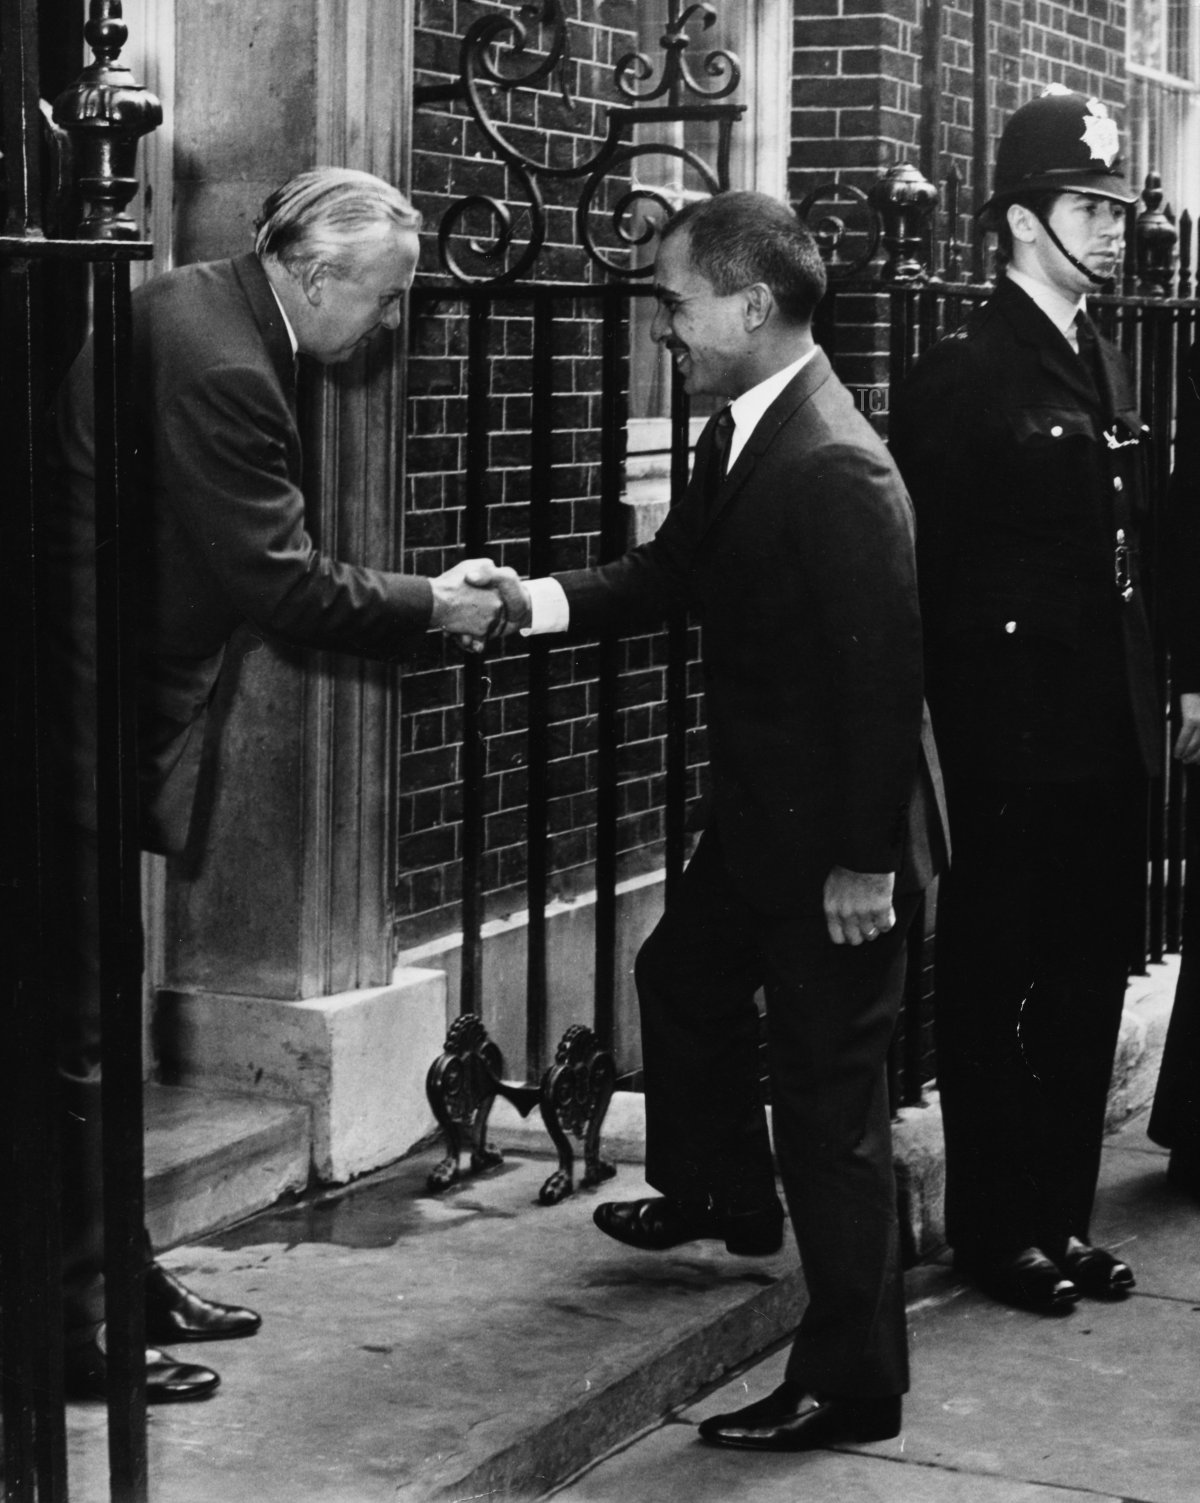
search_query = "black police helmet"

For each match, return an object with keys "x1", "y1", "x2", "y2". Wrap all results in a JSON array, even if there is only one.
[{"x1": 979, "y1": 86, "x2": 1138, "y2": 226}]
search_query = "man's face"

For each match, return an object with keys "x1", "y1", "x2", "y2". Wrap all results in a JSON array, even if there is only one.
[
  {"x1": 301, "y1": 226, "x2": 420, "y2": 363},
  {"x1": 1028, "y1": 192, "x2": 1126, "y2": 298},
  {"x1": 649, "y1": 231, "x2": 751, "y2": 399}
]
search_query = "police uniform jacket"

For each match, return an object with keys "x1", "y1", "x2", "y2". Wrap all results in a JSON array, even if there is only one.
[
  {"x1": 890, "y1": 275, "x2": 1161, "y2": 784},
  {"x1": 45, "y1": 252, "x2": 433, "y2": 853}
]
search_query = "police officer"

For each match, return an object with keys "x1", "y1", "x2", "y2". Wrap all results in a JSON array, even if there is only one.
[{"x1": 890, "y1": 88, "x2": 1161, "y2": 1312}]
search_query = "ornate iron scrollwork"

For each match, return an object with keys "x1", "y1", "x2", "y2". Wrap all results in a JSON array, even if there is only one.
[
  {"x1": 793, "y1": 180, "x2": 883, "y2": 280},
  {"x1": 537, "y1": 1024, "x2": 617, "y2": 1206},
  {"x1": 795, "y1": 165, "x2": 939, "y2": 282},
  {"x1": 425, "y1": 1013, "x2": 538, "y2": 1192},
  {"x1": 417, "y1": 0, "x2": 744, "y2": 284},
  {"x1": 613, "y1": 3, "x2": 740, "y2": 103},
  {"x1": 425, "y1": 1014, "x2": 617, "y2": 1203}
]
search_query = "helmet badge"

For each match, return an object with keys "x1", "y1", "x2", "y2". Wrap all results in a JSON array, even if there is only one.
[{"x1": 1080, "y1": 98, "x2": 1120, "y2": 167}]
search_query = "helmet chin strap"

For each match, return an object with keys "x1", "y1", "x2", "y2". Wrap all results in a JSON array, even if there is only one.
[{"x1": 1034, "y1": 206, "x2": 1115, "y2": 287}]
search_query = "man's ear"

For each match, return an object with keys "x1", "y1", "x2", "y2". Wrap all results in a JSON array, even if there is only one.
[
  {"x1": 298, "y1": 260, "x2": 327, "y2": 306},
  {"x1": 743, "y1": 282, "x2": 773, "y2": 331},
  {"x1": 1006, "y1": 202, "x2": 1039, "y2": 246}
]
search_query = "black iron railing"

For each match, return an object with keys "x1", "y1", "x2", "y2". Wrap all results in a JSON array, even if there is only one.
[{"x1": 1, "y1": 3, "x2": 158, "y2": 1499}]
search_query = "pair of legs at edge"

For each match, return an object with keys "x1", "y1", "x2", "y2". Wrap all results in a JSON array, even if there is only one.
[
  {"x1": 593, "y1": 830, "x2": 917, "y2": 1452},
  {"x1": 55, "y1": 826, "x2": 260, "y2": 1403},
  {"x1": 935, "y1": 778, "x2": 1141, "y2": 1313}
]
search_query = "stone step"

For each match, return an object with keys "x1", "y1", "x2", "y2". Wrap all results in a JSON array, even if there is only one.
[{"x1": 143, "y1": 1083, "x2": 311, "y2": 1249}]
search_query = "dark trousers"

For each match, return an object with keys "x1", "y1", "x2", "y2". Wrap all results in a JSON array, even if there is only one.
[
  {"x1": 934, "y1": 776, "x2": 1144, "y2": 1261},
  {"x1": 634, "y1": 830, "x2": 916, "y2": 1398}
]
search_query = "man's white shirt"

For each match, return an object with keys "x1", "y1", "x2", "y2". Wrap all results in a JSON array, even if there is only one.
[{"x1": 1005, "y1": 265, "x2": 1086, "y2": 352}]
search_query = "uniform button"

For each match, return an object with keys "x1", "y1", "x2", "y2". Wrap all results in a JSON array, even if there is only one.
[
  {"x1": 1005, "y1": 620, "x2": 1017, "y2": 634},
  {"x1": 1050, "y1": 425, "x2": 1064, "y2": 436},
  {"x1": 1113, "y1": 476, "x2": 1123, "y2": 491}
]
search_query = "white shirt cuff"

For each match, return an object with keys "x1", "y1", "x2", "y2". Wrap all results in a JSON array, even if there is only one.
[{"x1": 521, "y1": 576, "x2": 570, "y2": 635}]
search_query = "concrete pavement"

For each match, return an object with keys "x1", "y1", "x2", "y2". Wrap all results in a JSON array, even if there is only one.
[
  {"x1": 551, "y1": 1111, "x2": 1200, "y2": 1503},
  {"x1": 60, "y1": 961, "x2": 1192, "y2": 1503}
]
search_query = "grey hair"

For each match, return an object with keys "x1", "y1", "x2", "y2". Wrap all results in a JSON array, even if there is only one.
[
  {"x1": 254, "y1": 167, "x2": 422, "y2": 279},
  {"x1": 660, "y1": 191, "x2": 826, "y2": 323}
]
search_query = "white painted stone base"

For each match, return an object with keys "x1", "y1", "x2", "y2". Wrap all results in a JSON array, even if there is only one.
[
  {"x1": 156, "y1": 966, "x2": 447, "y2": 1183},
  {"x1": 489, "y1": 1087, "x2": 651, "y2": 1164}
]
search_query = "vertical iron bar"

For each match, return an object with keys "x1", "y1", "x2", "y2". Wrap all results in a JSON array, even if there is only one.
[
  {"x1": 1167, "y1": 301, "x2": 1198, "y2": 949},
  {"x1": 592, "y1": 292, "x2": 625, "y2": 1048},
  {"x1": 971, "y1": 0, "x2": 990, "y2": 283},
  {"x1": 918, "y1": 0, "x2": 944, "y2": 187},
  {"x1": 2, "y1": 9, "x2": 69, "y2": 1501},
  {"x1": 664, "y1": 341, "x2": 691, "y2": 900},
  {"x1": 525, "y1": 291, "x2": 554, "y2": 1074},
  {"x1": 1140, "y1": 301, "x2": 1168, "y2": 967},
  {"x1": 460, "y1": 298, "x2": 490, "y2": 1015},
  {"x1": 1178, "y1": 211, "x2": 1193, "y2": 299},
  {"x1": 2, "y1": 261, "x2": 69, "y2": 1503},
  {"x1": 93, "y1": 255, "x2": 149, "y2": 1502}
]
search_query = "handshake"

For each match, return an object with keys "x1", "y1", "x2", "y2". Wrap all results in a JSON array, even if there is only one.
[{"x1": 429, "y1": 557, "x2": 533, "y2": 653}]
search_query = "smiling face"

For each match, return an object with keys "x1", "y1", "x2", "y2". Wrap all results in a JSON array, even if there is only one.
[
  {"x1": 296, "y1": 225, "x2": 420, "y2": 363},
  {"x1": 1012, "y1": 191, "x2": 1126, "y2": 299},
  {"x1": 649, "y1": 230, "x2": 754, "y2": 400}
]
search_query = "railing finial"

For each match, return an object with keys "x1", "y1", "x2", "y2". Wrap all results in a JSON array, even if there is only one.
[
  {"x1": 868, "y1": 163, "x2": 939, "y2": 281},
  {"x1": 1135, "y1": 172, "x2": 1177, "y2": 297},
  {"x1": 51, "y1": 0, "x2": 162, "y2": 241}
]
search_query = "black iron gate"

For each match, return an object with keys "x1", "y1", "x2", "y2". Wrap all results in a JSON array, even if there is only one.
[{"x1": 1, "y1": 2, "x2": 159, "y2": 1499}]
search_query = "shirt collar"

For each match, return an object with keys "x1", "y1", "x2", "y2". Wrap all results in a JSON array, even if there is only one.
[
  {"x1": 726, "y1": 346, "x2": 818, "y2": 468},
  {"x1": 1005, "y1": 266, "x2": 1086, "y2": 347},
  {"x1": 266, "y1": 278, "x2": 299, "y2": 358}
]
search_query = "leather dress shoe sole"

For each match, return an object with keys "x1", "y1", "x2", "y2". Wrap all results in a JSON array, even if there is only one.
[
  {"x1": 145, "y1": 1261, "x2": 262, "y2": 1342},
  {"x1": 957, "y1": 1246, "x2": 1080, "y2": 1313},
  {"x1": 1060, "y1": 1238, "x2": 1135, "y2": 1300},
  {"x1": 593, "y1": 1197, "x2": 783, "y2": 1256},
  {"x1": 65, "y1": 1327, "x2": 220, "y2": 1404},
  {"x1": 698, "y1": 1381, "x2": 901, "y2": 1452}
]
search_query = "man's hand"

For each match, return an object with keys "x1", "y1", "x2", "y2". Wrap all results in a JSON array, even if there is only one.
[
  {"x1": 823, "y1": 866, "x2": 896, "y2": 946},
  {"x1": 1174, "y1": 691, "x2": 1200, "y2": 765},
  {"x1": 440, "y1": 560, "x2": 532, "y2": 654},
  {"x1": 430, "y1": 558, "x2": 510, "y2": 649},
  {"x1": 492, "y1": 569, "x2": 532, "y2": 634}
]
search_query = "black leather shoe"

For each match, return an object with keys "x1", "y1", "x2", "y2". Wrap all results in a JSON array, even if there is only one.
[
  {"x1": 958, "y1": 1246, "x2": 1080, "y2": 1313},
  {"x1": 65, "y1": 1326, "x2": 220, "y2": 1403},
  {"x1": 593, "y1": 1196, "x2": 783, "y2": 1256},
  {"x1": 145, "y1": 1262, "x2": 262, "y2": 1342},
  {"x1": 698, "y1": 1381, "x2": 901, "y2": 1451},
  {"x1": 1060, "y1": 1237, "x2": 1135, "y2": 1299}
]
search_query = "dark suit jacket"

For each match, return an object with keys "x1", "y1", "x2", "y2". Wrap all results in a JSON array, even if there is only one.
[
  {"x1": 889, "y1": 276, "x2": 1162, "y2": 784},
  {"x1": 45, "y1": 252, "x2": 432, "y2": 853},
  {"x1": 555, "y1": 349, "x2": 946, "y2": 914}
]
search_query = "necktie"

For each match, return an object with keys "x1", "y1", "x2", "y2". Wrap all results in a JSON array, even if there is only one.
[
  {"x1": 704, "y1": 406, "x2": 735, "y2": 520},
  {"x1": 1074, "y1": 312, "x2": 1105, "y2": 399}
]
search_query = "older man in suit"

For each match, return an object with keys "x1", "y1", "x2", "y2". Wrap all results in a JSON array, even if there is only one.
[
  {"x1": 46, "y1": 167, "x2": 505, "y2": 1401},
  {"x1": 479, "y1": 191, "x2": 945, "y2": 1454}
]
